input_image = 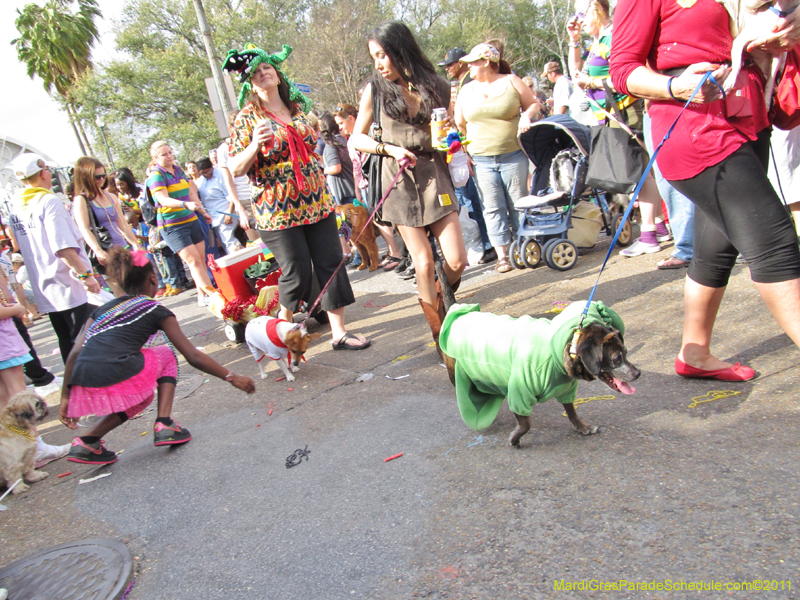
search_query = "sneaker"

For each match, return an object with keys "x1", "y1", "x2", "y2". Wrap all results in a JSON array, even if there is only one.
[
  {"x1": 656, "y1": 232, "x2": 673, "y2": 243},
  {"x1": 35, "y1": 440, "x2": 70, "y2": 468},
  {"x1": 66, "y1": 438, "x2": 117, "y2": 465},
  {"x1": 154, "y1": 421, "x2": 192, "y2": 446},
  {"x1": 397, "y1": 265, "x2": 416, "y2": 280},
  {"x1": 619, "y1": 239, "x2": 662, "y2": 257},
  {"x1": 198, "y1": 293, "x2": 210, "y2": 307},
  {"x1": 477, "y1": 248, "x2": 498, "y2": 264},
  {"x1": 34, "y1": 377, "x2": 63, "y2": 397},
  {"x1": 394, "y1": 256, "x2": 411, "y2": 273},
  {"x1": 166, "y1": 286, "x2": 184, "y2": 297},
  {"x1": 155, "y1": 287, "x2": 167, "y2": 298}
]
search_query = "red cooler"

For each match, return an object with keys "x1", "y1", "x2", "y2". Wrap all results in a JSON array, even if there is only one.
[{"x1": 210, "y1": 246, "x2": 265, "y2": 302}]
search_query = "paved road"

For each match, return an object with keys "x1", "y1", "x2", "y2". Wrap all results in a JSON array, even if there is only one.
[{"x1": 3, "y1": 233, "x2": 799, "y2": 599}]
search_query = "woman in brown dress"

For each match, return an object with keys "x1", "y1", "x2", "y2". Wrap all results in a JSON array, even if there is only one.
[{"x1": 350, "y1": 21, "x2": 467, "y2": 353}]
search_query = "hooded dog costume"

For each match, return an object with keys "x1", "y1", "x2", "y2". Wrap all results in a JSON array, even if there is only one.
[{"x1": 439, "y1": 300, "x2": 624, "y2": 431}]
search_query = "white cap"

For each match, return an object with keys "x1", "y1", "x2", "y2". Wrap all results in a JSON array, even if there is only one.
[
  {"x1": 11, "y1": 153, "x2": 48, "y2": 181},
  {"x1": 11, "y1": 253, "x2": 24, "y2": 263}
]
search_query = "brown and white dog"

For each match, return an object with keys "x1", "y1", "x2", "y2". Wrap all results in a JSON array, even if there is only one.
[
  {"x1": 725, "y1": 0, "x2": 800, "y2": 101},
  {"x1": 0, "y1": 392, "x2": 50, "y2": 494},
  {"x1": 244, "y1": 315, "x2": 321, "y2": 381},
  {"x1": 335, "y1": 203, "x2": 381, "y2": 271}
]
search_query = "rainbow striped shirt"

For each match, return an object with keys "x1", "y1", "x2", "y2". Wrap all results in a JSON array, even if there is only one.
[{"x1": 145, "y1": 165, "x2": 197, "y2": 228}]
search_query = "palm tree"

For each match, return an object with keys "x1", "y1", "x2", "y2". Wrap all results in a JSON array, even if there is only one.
[{"x1": 12, "y1": 0, "x2": 102, "y2": 155}]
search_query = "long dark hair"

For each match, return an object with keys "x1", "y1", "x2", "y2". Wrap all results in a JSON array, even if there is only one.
[
  {"x1": 367, "y1": 21, "x2": 448, "y2": 124},
  {"x1": 248, "y1": 65, "x2": 300, "y2": 118},
  {"x1": 319, "y1": 112, "x2": 344, "y2": 147},
  {"x1": 115, "y1": 167, "x2": 140, "y2": 199}
]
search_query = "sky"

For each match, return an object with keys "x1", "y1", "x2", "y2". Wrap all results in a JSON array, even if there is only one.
[{"x1": 2, "y1": 0, "x2": 127, "y2": 166}]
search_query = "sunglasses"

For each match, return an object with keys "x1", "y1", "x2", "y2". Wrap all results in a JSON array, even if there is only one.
[
  {"x1": 94, "y1": 173, "x2": 107, "y2": 181},
  {"x1": 574, "y1": 11, "x2": 585, "y2": 20}
]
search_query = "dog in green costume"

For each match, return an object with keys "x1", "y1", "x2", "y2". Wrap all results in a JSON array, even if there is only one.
[{"x1": 436, "y1": 264, "x2": 639, "y2": 447}]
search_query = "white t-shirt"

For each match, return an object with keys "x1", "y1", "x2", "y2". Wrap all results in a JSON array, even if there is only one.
[
  {"x1": 552, "y1": 75, "x2": 574, "y2": 114},
  {"x1": 7, "y1": 190, "x2": 90, "y2": 313},
  {"x1": 216, "y1": 140, "x2": 252, "y2": 207}
]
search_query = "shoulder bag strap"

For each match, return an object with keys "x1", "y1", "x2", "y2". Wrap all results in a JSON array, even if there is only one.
[{"x1": 371, "y1": 82, "x2": 383, "y2": 142}]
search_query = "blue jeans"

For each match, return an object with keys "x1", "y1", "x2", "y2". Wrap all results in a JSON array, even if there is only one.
[
  {"x1": 644, "y1": 114, "x2": 695, "y2": 262},
  {"x1": 471, "y1": 150, "x2": 528, "y2": 248},
  {"x1": 454, "y1": 176, "x2": 491, "y2": 250}
]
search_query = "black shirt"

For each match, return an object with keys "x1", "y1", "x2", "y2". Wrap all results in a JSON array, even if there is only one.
[{"x1": 69, "y1": 296, "x2": 175, "y2": 388}]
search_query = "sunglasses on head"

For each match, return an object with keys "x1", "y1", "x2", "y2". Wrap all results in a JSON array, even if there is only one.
[{"x1": 94, "y1": 173, "x2": 107, "y2": 181}]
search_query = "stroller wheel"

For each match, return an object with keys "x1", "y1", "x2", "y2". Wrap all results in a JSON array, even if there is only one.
[
  {"x1": 546, "y1": 239, "x2": 578, "y2": 271},
  {"x1": 508, "y1": 240, "x2": 527, "y2": 270},
  {"x1": 541, "y1": 239, "x2": 559, "y2": 268},
  {"x1": 520, "y1": 239, "x2": 542, "y2": 268},
  {"x1": 612, "y1": 214, "x2": 633, "y2": 247}
]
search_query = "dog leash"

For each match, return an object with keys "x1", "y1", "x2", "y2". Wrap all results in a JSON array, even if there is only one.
[
  {"x1": 577, "y1": 72, "x2": 724, "y2": 328},
  {"x1": 303, "y1": 157, "x2": 412, "y2": 322}
]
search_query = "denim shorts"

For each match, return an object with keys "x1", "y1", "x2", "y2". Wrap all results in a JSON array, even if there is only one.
[{"x1": 160, "y1": 218, "x2": 205, "y2": 253}]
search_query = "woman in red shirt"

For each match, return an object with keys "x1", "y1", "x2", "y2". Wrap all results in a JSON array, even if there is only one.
[{"x1": 610, "y1": 0, "x2": 800, "y2": 382}]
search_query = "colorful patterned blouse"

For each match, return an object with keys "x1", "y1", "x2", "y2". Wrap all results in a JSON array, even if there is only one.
[
  {"x1": 145, "y1": 165, "x2": 198, "y2": 229},
  {"x1": 229, "y1": 104, "x2": 334, "y2": 231},
  {"x1": 584, "y1": 24, "x2": 637, "y2": 122}
]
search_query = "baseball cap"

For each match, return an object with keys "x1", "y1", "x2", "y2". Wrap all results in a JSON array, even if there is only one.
[
  {"x1": 11, "y1": 153, "x2": 48, "y2": 181},
  {"x1": 540, "y1": 61, "x2": 562, "y2": 77},
  {"x1": 437, "y1": 47, "x2": 467, "y2": 67},
  {"x1": 459, "y1": 43, "x2": 500, "y2": 64},
  {"x1": 11, "y1": 253, "x2": 24, "y2": 264}
]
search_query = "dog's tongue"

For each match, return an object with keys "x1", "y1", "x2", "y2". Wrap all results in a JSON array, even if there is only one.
[{"x1": 614, "y1": 378, "x2": 636, "y2": 395}]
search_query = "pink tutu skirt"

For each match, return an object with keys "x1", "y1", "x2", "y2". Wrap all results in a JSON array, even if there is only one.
[{"x1": 69, "y1": 345, "x2": 178, "y2": 419}]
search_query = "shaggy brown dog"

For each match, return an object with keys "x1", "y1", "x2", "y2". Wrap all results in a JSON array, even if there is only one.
[
  {"x1": 335, "y1": 204, "x2": 380, "y2": 271},
  {"x1": 0, "y1": 392, "x2": 50, "y2": 494}
]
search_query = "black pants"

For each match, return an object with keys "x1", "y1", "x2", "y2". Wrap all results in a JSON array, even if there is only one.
[
  {"x1": 13, "y1": 317, "x2": 54, "y2": 386},
  {"x1": 49, "y1": 303, "x2": 93, "y2": 364},
  {"x1": 259, "y1": 214, "x2": 355, "y2": 313},
  {"x1": 669, "y1": 129, "x2": 800, "y2": 288}
]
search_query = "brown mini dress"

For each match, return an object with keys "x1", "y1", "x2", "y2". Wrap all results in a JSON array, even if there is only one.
[{"x1": 379, "y1": 78, "x2": 458, "y2": 228}]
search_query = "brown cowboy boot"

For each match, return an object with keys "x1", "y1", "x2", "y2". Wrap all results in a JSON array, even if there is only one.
[{"x1": 419, "y1": 298, "x2": 445, "y2": 358}]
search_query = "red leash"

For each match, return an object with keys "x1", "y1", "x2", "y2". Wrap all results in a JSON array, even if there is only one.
[{"x1": 304, "y1": 157, "x2": 411, "y2": 320}]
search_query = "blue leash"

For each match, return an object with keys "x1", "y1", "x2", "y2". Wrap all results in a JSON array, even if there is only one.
[{"x1": 579, "y1": 71, "x2": 724, "y2": 323}]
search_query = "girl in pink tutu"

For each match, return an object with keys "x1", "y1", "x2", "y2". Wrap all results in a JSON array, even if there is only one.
[{"x1": 59, "y1": 248, "x2": 256, "y2": 464}]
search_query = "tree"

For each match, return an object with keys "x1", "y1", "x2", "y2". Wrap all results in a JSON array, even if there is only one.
[{"x1": 12, "y1": 0, "x2": 102, "y2": 155}]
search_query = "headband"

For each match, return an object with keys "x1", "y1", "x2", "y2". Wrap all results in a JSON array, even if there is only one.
[{"x1": 222, "y1": 44, "x2": 312, "y2": 112}]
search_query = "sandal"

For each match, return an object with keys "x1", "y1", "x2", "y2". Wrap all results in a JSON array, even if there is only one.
[
  {"x1": 657, "y1": 257, "x2": 689, "y2": 270},
  {"x1": 495, "y1": 258, "x2": 513, "y2": 273},
  {"x1": 331, "y1": 332, "x2": 371, "y2": 351},
  {"x1": 382, "y1": 256, "x2": 402, "y2": 271},
  {"x1": 378, "y1": 254, "x2": 391, "y2": 266}
]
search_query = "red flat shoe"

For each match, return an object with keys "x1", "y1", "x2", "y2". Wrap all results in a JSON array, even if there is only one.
[{"x1": 674, "y1": 358, "x2": 756, "y2": 382}]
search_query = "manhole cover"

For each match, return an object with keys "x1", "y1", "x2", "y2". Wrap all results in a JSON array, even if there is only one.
[
  {"x1": 174, "y1": 374, "x2": 204, "y2": 401},
  {"x1": 0, "y1": 538, "x2": 132, "y2": 600}
]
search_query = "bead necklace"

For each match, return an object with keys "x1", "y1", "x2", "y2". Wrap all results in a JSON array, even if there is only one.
[
  {"x1": 2, "y1": 422, "x2": 37, "y2": 442},
  {"x1": 84, "y1": 295, "x2": 158, "y2": 341},
  {"x1": 0, "y1": 270, "x2": 13, "y2": 307}
]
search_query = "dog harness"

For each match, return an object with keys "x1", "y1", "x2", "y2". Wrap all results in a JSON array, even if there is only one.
[{"x1": 439, "y1": 301, "x2": 624, "y2": 431}]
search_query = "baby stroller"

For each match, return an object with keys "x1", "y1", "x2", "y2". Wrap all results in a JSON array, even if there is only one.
[{"x1": 511, "y1": 114, "x2": 632, "y2": 271}]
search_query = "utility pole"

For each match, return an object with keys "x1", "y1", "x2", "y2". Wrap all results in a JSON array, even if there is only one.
[{"x1": 192, "y1": 0, "x2": 234, "y2": 117}]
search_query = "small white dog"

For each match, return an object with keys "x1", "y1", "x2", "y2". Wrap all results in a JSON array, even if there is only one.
[
  {"x1": 0, "y1": 392, "x2": 50, "y2": 494},
  {"x1": 245, "y1": 315, "x2": 321, "y2": 382},
  {"x1": 725, "y1": 0, "x2": 799, "y2": 101}
]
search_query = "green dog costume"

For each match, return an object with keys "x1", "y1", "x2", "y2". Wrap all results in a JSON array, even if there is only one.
[{"x1": 438, "y1": 301, "x2": 624, "y2": 431}]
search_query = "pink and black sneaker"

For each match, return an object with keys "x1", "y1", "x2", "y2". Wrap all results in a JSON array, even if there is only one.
[
  {"x1": 66, "y1": 438, "x2": 118, "y2": 465},
  {"x1": 154, "y1": 421, "x2": 192, "y2": 446}
]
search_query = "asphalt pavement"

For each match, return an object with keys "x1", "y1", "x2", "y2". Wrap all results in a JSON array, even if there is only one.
[{"x1": 2, "y1": 230, "x2": 799, "y2": 600}]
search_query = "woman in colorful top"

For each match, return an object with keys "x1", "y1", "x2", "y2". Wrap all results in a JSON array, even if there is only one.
[
  {"x1": 59, "y1": 248, "x2": 255, "y2": 464},
  {"x1": 72, "y1": 157, "x2": 141, "y2": 291},
  {"x1": 114, "y1": 168, "x2": 144, "y2": 218},
  {"x1": 350, "y1": 21, "x2": 467, "y2": 353},
  {"x1": 455, "y1": 42, "x2": 540, "y2": 274},
  {"x1": 145, "y1": 141, "x2": 217, "y2": 307},
  {"x1": 225, "y1": 44, "x2": 369, "y2": 350},
  {"x1": 567, "y1": 0, "x2": 638, "y2": 125}
]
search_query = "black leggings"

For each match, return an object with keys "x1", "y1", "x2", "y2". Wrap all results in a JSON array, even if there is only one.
[
  {"x1": 258, "y1": 214, "x2": 355, "y2": 313},
  {"x1": 669, "y1": 129, "x2": 800, "y2": 288}
]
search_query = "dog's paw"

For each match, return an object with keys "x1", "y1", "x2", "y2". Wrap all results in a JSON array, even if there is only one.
[
  {"x1": 26, "y1": 470, "x2": 49, "y2": 482},
  {"x1": 286, "y1": 373, "x2": 296, "y2": 382},
  {"x1": 290, "y1": 365, "x2": 299, "y2": 373},
  {"x1": 12, "y1": 481, "x2": 30, "y2": 494},
  {"x1": 260, "y1": 372, "x2": 269, "y2": 380},
  {"x1": 509, "y1": 432, "x2": 523, "y2": 448},
  {"x1": 579, "y1": 425, "x2": 600, "y2": 435},
  {"x1": 357, "y1": 264, "x2": 369, "y2": 271}
]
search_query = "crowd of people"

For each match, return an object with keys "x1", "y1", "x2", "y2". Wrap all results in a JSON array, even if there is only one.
[{"x1": 1, "y1": 2, "x2": 799, "y2": 471}]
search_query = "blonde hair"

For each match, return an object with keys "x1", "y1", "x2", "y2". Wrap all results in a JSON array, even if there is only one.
[{"x1": 149, "y1": 140, "x2": 170, "y2": 159}]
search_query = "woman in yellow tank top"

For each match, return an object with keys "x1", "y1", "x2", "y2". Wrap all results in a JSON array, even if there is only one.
[{"x1": 455, "y1": 43, "x2": 542, "y2": 273}]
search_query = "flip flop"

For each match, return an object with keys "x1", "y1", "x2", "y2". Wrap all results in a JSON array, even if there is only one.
[
  {"x1": 657, "y1": 257, "x2": 689, "y2": 270},
  {"x1": 382, "y1": 257, "x2": 402, "y2": 271},
  {"x1": 331, "y1": 332, "x2": 371, "y2": 351}
]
